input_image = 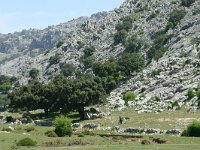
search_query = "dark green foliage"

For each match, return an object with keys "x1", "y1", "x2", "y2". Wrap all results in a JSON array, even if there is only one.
[
  {"x1": 181, "y1": 0, "x2": 195, "y2": 7},
  {"x1": 49, "y1": 54, "x2": 61, "y2": 65},
  {"x1": 24, "y1": 126, "x2": 35, "y2": 132},
  {"x1": 80, "y1": 56, "x2": 96, "y2": 69},
  {"x1": 114, "y1": 15, "x2": 133, "y2": 45},
  {"x1": 0, "y1": 94, "x2": 8, "y2": 106},
  {"x1": 116, "y1": 16, "x2": 133, "y2": 32},
  {"x1": 56, "y1": 40, "x2": 64, "y2": 48},
  {"x1": 17, "y1": 138, "x2": 37, "y2": 146},
  {"x1": 165, "y1": 21, "x2": 174, "y2": 30},
  {"x1": 192, "y1": 8, "x2": 200, "y2": 15},
  {"x1": 141, "y1": 139, "x2": 151, "y2": 145},
  {"x1": 167, "y1": 9, "x2": 186, "y2": 29},
  {"x1": 154, "y1": 96, "x2": 161, "y2": 102},
  {"x1": 123, "y1": 91, "x2": 136, "y2": 106},
  {"x1": 29, "y1": 68, "x2": 39, "y2": 79},
  {"x1": 83, "y1": 46, "x2": 96, "y2": 57},
  {"x1": 27, "y1": 116, "x2": 33, "y2": 123},
  {"x1": 147, "y1": 33, "x2": 172, "y2": 60},
  {"x1": 124, "y1": 36, "x2": 143, "y2": 53},
  {"x1": 0, "y1": 82, "x2": 11, "y2": 93},
  {"x1": 187, "y1": 88, "x2": 195, "y2": 100},
  {"x1": 146, "y1": 12, "x2": 158, "y2": 21},
  {"x1": 6, "y1": 116, "x2": 13, "y2": 122},
  {"x1": 182, "y1": 121, "x2": 200, "y2": 137},
  {"x1": 45, "y1": 130, "x2": 58, "y2": 137},
  {"x1": 60, "y1": 63, "x2": 76, "y2": 77},
  {"x1": 118, "y1": 53, "x2": 145, "y2": 76},
  {"x1": 55, "y1": 116, "x2": 72, "y2": 137},
  {"x1": 77, "y1": 41, "x2": 85, "y2": 50},
  {"x1": 92, "y1": 61, "x2": 119, "y2": 78},
  {"x1": 114, "y1": 29, "x2": 128, "y2": 45}
]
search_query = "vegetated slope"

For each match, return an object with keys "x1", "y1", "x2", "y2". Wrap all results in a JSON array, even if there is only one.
[{"x1": 0, "y1": 0, "x2": 200, "y2": 112}]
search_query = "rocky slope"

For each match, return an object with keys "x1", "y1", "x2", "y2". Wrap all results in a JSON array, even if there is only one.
[{"x1": 0, "y1": 0, "x2": 200, "y2": 112}]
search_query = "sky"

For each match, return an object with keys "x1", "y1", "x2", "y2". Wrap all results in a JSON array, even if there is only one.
[{"x1": 0, "y1": 0, "x2": 124, "y2": 34}]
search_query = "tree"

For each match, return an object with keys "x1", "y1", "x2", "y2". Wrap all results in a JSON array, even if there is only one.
[
  {"x1": 70, "y1": 77, "x2": 106, "y2": 120},
  {"x1": 29, "y1": 68, "x2": 39, "y2": 79},
  {"x1": 118, "y1": 53, "x2": 145, "y2": 76},
  {"x1": 181, "y1": 0, "x2": 195, "y2": 7},
  {"x1": 92, "y1": 61, "x2": 119, "y2": 78},
  {"x1": 125, "y1": 36, "x2": 143, "y2": 53},
  {"x1": 114, "y1": 29, "x2": 128, "y2": 45}
]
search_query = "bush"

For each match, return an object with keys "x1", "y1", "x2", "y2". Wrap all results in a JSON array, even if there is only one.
[
  {"x1": 56, "y1": 40, "x2": 64, "y2": 48},
  {"x1": 124, "y1": 36, "x2": 143, "y2": 53},
  {"x1": 60, "y1": 63, "x2": 76, "y2": 77},
  {"x1": 45, "y1": 130, "x2": 58, "y2": 137},
  {"x1": 181, "y1": 0, "x2": 195, "y2": 7},
  {"x1": 24, "y1": 126, "x2": 35, "y2": 132},
  {"x1": 182, "y1": 121, "x2": 200, "y2": 137},
  {"x1": 141, "y1": 139, "x2": 151, "y2": 145},
  {"x1": 17, "y1": 137, "x2": 37, "y2": 146},
  {"x1": 49, "y1": 54, "x2": 61, "y2": 65},
  {"x1": 83, "y1": 46, "x2": 96, "y2": 57},
  {"x1": 187, "y1": 88, "x2": 195, "y2": 99},
  {"x1": 168, "y1": 9, "x2": 186, "y2": 29},
  {"x1": 29, "y1": 68, "x2": 39, "y2": 80},
  {"x1": 55, "y1": 116, "x2": 72, "y2": 137},
  {"x1": 27, "y1": 116, "x2": 33, "y2": 123},
  {"x1": 114, "y1": 29, "x2": 128, "y2": 45},
  {"x1": 123, "y1": 91, "x2": 136, "y2": 106}
]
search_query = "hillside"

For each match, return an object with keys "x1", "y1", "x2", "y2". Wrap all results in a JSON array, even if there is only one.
[{"x1": 0, "y1": 0, "x2": 200, "y2": 113}]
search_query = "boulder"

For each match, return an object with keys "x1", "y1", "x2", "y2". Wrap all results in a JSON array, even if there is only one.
[
  {"x1": 145, "y1": 128, "x2": 160, "y2": 134},
  {"x1": 166, "y1": 129, "x2": 181, "y2": 135},
  {"x1": 83, "y1": 123, "x2": 99, "y2": 130},
  {"x1": 34, "y1": 120, "x2": 54, "y2": 126},
  {"x1": 72, "y1": 123, "x2": 81, "y2": 128},
  {"x1": 124, "y1": 127, "x2": 142, "y2": 134}
]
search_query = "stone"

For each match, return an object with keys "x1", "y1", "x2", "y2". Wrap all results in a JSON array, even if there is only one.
[
  {"x1": 34, "y1": 120, "x2": 54, "y2": 126},
  {"x1": 166, "y1": 129, "x2": 181, "y2": 135},
  {"x1": 145, "y1": 128, "x2": 160, "y2": 134},
  {"x1": 72, "y1": 123, "x2": 81, "y2": 128},
  {"x1": 124, "y1": 127, "x2": 142, "y2": 134},
  {"x1": 83, "y1": 123, "x2": 99, "y2": 130}
]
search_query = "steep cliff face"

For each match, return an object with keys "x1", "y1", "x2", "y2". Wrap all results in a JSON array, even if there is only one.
[{"x1": 0, "y1": 0, "x2": 200, "y2": 111}]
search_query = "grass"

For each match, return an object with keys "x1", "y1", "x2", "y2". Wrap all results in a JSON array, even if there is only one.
[{"x1": 0, "y1": 107, "x2": 200, "y2": 149}]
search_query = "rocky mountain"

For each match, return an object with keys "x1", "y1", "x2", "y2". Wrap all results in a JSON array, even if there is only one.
[{"x1": 0, "y1": 0, "x2": 200, "y2": 112}]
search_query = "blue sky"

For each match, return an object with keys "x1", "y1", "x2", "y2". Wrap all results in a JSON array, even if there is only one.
[{"x1": 0, "y1": 0, "x2": 124, "y2": 34}]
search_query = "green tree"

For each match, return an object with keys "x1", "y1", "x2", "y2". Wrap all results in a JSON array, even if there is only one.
[
  {"x1": 92, "y1": 61, "x2": 119, "y2": 78},
  {"x1": 29, "y1": 68, "x2": 39, "y2": 79},
  {"x1": 125, "y1": 36, "x2": 143, "y2": 53},
  {"x1": 181, "y1": 0, "x2": 195, "y2": 7},
  {"x1": 114, "y1": 29, "x2": 128, "y2": 45},
  {"x1": 118, "y1": 53, "x2": 145, "y2": 76}
]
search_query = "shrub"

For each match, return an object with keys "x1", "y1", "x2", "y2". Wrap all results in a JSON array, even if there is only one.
[
  {"x1": 187, "y1": 88, "x2": 195, "y2": 99},
  {"x1": 168, "y1": 9, "x2": 186, "y2": 29},
  {"x1": 181, "y1": 0, "x2": 195, "y2": 7},
  {"x1": 114, "y1": 29, "x2": 128, "y2": 45},
  {"x1": 83, "y1": 46, "x2": 95, "y2": 57},
  {"x1": 60, "y1": 63, "x2": 76, "y2": 77},
  {"x1": 182, "y1": 121, "x2": 200, "y2": 137},
  {"x1": 123, "y1": 91, "x2": 136, "y2": 106},
  {"x1": 45, "y1": 130, "x2": 58, "y2": 137},
  {"x1": 24, "y1": 126, "x2": 35, "y2": 132},
  {"x1": 29, "y1": 68, "x2": 39, "y2": 80},
  {"x1": 56, "y1": 40, "x2": 64, "y2": 48},
  {"x1": 141, "y1": 139, "x2": 151, "y2": 145},
  {"x1": 17, "y1": 138, "x2": 37, "y2": 146},
  {"x1": 81, "y1": 130, "x2": 94, "y2": 136},
  {"x1": 124, "y1": 36, "x2": 143, "y2": 53},
  {"x1": 27, "y1": 116, "x2": 33, "y2": 123},
  {"x1": 49, "y1": 54, "x2": 61, "y2": 65},
  {"x1": 55, "y1": 115, "x2": 72, "y2": 137}
]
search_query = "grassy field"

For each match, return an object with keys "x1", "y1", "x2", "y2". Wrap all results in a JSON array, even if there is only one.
[{"x1": 0, "y1": 107, "x2": 200, "y2": 150}]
